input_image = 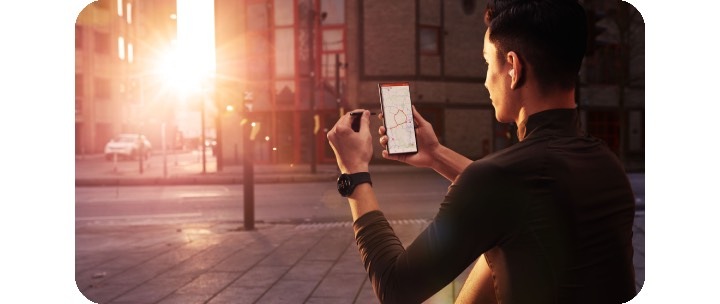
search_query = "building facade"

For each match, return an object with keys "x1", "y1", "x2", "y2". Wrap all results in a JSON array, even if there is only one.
[
  {"x1": 213, "y1": 0, "x2": 644, "y2": 171},
  {"x1": 77, "y1": 0, "x2": 643, "y2": 170},
  {"x1": 579, "y1": 0, "x2": 645, "y2": 171},
  {"x1": 75, "y1": 0, "x2": 179, "y2": 156},
  {"x1": 214, "y1": 0, "x2": 497, "y2": 168}
]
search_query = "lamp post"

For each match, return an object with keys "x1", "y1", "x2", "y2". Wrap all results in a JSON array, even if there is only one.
[
  {"x1": 137, "y1": 78, "x2": 145, "y2": 174},
  {"x1": 307, "y1": 9, "x2": 326, "y2": 174},
  {"x1": 138, "y1": 132, "x2": 144, "y2": 174},
  {"x1": 242, "y1": 91, "x2": 255, "y2": 231}
]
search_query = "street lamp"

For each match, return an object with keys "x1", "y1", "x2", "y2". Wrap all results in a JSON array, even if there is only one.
[
  {"x1": 306, "y1": 9, "x2": 327, "y2": 174},
  {"x1": 243, "y1": 91, "x2": 255, "y2": 230}
]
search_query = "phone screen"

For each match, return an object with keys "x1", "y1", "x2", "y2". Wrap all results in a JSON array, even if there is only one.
[{"x1": 378, "y1": 82, "x2": 418, "y2": 154}]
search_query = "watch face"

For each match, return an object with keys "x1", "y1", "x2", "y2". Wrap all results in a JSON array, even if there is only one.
[{"x1": 337, "y1": 174, "x2": 352, "y2": 196}]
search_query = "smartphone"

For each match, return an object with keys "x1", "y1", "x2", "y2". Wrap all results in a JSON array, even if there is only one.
[{"x1": 378, "y1": 82, "x2": 418, "y2": 155}]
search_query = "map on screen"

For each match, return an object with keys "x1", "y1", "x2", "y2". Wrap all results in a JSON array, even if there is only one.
[{"x1": 380, "y1": 84, "x2": 417, "y2": 154}]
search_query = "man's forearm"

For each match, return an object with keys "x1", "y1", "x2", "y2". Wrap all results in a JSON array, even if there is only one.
[
  {"x1": 347, "y1": 183, "x2": 380, "y2": 221},
  {"x1": 430, "y1": 145, "x2": 473, "y2": 182}
]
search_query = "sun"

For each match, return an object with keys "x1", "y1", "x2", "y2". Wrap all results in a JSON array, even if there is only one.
[{"x1": 154, "y1": 0, "x2": 216, "y2": 99}]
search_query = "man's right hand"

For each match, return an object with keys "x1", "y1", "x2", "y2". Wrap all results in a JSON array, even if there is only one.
[{"x1": 378, "y1": 106, "x2": 441, "y2": 168}]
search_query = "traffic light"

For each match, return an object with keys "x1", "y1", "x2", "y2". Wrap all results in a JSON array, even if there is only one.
[{"x1": 586, "y1": 9, "x2": 606, "y2": 56}]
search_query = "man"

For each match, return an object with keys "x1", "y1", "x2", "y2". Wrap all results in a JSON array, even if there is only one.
[{"x1": 326, "y1": 0, "x2": 636, "y2": 303}]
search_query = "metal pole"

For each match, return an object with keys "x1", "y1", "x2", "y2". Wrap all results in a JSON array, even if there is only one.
[
  {"x1": 201, "y1": 97, "x2": 207, "y2": 174},
  {"x1": 138, "y1": 76, "x2": 144, "y2": 174},
  {"x1": 138, "y1": 133, "x2": 144, "y2": 174},
  {"x1": 215, "y1": 114, "x2": 223, "y2": 172},
  {"x1": 243, "y1": 116, "x2": 255, "y2": 230},
  {"x1": 234, "y1": 143, "x2": 238, "y2": 165},
  {"x1": 336, "y1": 53, "x2": 341, "y2": 116},
  {"x1": 162, "y1": 122, "x2": 167, "y2": 178},
  {"x1": 308, "y1": 8, "x2": 317, "y2": 174}
]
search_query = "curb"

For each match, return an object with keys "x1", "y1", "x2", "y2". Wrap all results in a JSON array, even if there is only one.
[{"x1": 75, "y1": 173, "x2": 338, "y2": 187}]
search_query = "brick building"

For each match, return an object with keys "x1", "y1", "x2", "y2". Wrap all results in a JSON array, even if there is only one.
[
  {"x1": 76, "y1": 0, "x2": 643, "y2": 171},
  {"x1": 75, "y1": 0, "x2": 179, "y2": 156},
  {"x1": 213, "y1": 0, "x2": 644, "y2": 170}
]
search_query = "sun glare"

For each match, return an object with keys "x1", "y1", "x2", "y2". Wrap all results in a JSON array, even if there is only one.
[{"x1": 155, "y1": 0, "x2": 216, "y2": 98}]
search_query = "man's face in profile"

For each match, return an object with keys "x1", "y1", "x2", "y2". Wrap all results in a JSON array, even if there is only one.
[{"x1": 483, "y1": 30, "x2": 517, "y2": 123}]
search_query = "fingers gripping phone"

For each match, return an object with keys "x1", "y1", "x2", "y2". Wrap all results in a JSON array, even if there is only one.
[{"x1": 378, "y1": 82, "x2": 418, "y2": 155}]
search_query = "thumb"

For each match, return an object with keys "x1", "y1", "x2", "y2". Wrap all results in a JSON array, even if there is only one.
[
  {"x1": 412, "y1": 106, "x2": 429, "y2": 126},
  {"x1": 382, "y1": 150, "x2": 401, "y2": 162}
]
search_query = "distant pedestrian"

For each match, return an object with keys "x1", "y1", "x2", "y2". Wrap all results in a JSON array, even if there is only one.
[{"x1": 326, "y1": 0, "x2": 636, "y2": 303}]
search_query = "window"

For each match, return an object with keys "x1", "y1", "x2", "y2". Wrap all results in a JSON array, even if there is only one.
[
  {"x1": 275, "y1": 28, "x2": 295, "y2": 77},
  {"x1": 118, "y1": 36, "x2": 125, "y2": 60},
  {"x1": 75, "y1": 25, "x2": 82, "y2": 49},
  {"x1": 94, "y1": 31, "x2": 110, "y2": 54},
  {"x1": 275, "y1": 81, "x2": 295, "y2": 106},
  {"x1": 322, "y1": 29, "x2": 343, "y2": 51},
  {"x1": 419, "y1": 26, "x2": 440, "y2": 55},
  {"x1": 247, "y1": 33, "x2": 270, "y2": 79},
  {"x1": 321, "y1": 0, "x2": 345, "y2": 25},
  {"x1": 127, "y1": 3, "x2": 132, "y2": 24},
  {"x1": 117, "y1": 0, "x2": 123, "y2": 16},
  {"x1": 321, "y1": 53, "x2": 345, "y2": 79},
  {"x1": 247, "y1": 3, "x2": 269, "y2": 31},
  {"x1": 274, "y1": 0, "x2": 294, "y2": 26}
]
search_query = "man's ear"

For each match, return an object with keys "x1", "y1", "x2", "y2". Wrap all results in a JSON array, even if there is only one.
[{"x1": 506, "y1": 51, "x2": 523, "y2": 89}]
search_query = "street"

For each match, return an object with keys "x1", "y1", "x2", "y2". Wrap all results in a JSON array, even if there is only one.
[
  {"x1": 76, "y1": 171, "x2": 452, "y2": 226},
  {"x1": 76, "y1": 152, "x2": 644, "y2": 227}
]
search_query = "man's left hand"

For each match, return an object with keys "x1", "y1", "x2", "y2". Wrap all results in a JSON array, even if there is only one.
[{"x1": 327, "y1": 110, "x2": 374, "y2": 173}]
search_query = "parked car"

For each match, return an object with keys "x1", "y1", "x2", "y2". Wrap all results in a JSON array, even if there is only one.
[{"x1": 104, "y1": 134, "x2": 152, "y2": 161}]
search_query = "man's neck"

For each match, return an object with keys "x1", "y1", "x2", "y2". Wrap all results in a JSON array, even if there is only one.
[{"x1": 515, "y1": 89, "x2": 576, "y2": 141}]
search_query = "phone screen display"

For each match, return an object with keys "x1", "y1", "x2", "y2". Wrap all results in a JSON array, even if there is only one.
[{"x1": 378, "y1": 82, "x2": 418, "y2": 154}]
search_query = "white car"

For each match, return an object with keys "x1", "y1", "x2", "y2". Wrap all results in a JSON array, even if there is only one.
[{"x1": 104, "y1": 134, "x2": 152, "y2": 161}]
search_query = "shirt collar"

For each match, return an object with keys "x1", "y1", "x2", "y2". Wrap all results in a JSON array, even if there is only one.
[{"x1": 517, "y1": 108, "x2": 584, "y2": 141}]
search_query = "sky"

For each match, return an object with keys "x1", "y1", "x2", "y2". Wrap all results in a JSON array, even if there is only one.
[{"x1": 1, "y1": 0, "x2": 720, "y2": 303}]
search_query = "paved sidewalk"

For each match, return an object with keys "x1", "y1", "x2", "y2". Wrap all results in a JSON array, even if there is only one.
[
  {"x1": 76, "y1": 214, "x2": 645, "y2": 304},
  {"x1": 76, "y1": 219, "x2": 468, "y2": 304},
  {"x1": 76, "y1": 152, "x2": 430, "y2": 187},
  {"x1": 75, "y1": 154, "x2": 645, "y2": 303}
]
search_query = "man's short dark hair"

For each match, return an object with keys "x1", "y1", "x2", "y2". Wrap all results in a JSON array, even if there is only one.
[{"x1": 485, "y1": 0, "x2": 587, "y2": 90}]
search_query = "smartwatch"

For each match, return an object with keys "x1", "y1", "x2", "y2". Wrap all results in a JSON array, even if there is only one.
[{"x1": 337, "y1": 172, "x2": 372, "y2": 197}]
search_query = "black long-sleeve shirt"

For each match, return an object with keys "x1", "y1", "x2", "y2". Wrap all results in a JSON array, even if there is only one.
[{"x1": 353, "y1": 109, "x2": 636, "y2": 304}]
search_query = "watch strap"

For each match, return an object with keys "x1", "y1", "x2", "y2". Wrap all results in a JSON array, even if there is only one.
[
  {"x1": 338, "y1": 172, "x2": 372, "y2": 197},
  {"x1": 349, "y1": 172, "x2": 372, "y2": 187}
]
